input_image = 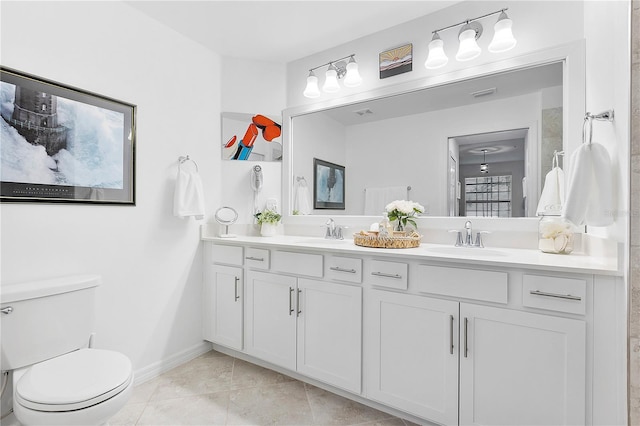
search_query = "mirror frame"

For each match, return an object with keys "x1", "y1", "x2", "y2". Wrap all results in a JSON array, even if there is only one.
[{"x1": 282, "y1": 41, "x2": 585, "y2": 226}]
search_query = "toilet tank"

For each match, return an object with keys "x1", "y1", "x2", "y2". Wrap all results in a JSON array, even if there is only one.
[{"x1": 0, "y1": 275, "x2": 100, "y2": 371}]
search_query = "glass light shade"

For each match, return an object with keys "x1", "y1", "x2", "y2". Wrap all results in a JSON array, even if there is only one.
[
  {"x1": 343, "y1": 61, "x2": 362, "y2": 87},
  {"x1": 322, "y1": 66, "x2": 340, "y2": 93},
  {"x1": 456, "y1": 27, "x2": 481, "y2": 61},
  {"x1": 488, "y1": 14, "x2": 516, "y2": 53},
  {"x1": 480, "y1": 163, "x2": 489, "y2": 173},
  {"x1": 424, "y1": 36, "x2": 448, "y2": 69},
  {"x1": 303, "y1": 72, "x2": 320, "y2": 98}
]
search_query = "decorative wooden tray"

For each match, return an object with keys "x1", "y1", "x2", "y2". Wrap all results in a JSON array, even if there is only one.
[{"x1": 353, "y1": 231, "x2": 422, "y2": 249}]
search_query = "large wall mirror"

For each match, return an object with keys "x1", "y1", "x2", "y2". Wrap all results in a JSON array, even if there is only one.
[{"x1": 282, "y1": 43, "x2": 584, "y2": 221}]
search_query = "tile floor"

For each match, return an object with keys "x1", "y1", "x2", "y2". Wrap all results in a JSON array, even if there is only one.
[{"x1": 111, "y1": 350, "x2": 419, "y2": 426}]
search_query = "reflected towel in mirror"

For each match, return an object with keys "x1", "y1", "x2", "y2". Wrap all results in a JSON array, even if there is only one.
[
  {"x1": 364, "y1": 186, "x2": 408, "y2": 216},
  {"x1": 294, "y1": 178, "x2": 312, "y2": 215},
  {"x1": 174, "y1": 167, "x2": 206, "y2": 220},
  {"x1": 536, "y1": 167, "x2": 565, "y2": 216}
]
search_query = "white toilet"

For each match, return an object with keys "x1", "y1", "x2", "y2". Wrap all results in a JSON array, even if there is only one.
[{"x1": 1, "y1": 275, "x2": 134, "y2": 425}]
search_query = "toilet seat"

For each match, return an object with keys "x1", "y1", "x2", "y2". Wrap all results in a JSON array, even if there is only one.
[{"x1": 15, "y1": 348, "x2": 133, "y2": 412}]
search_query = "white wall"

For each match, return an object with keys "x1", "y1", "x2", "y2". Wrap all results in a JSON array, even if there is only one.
[
  {"x1": 0, "y1": 0, "x2": 220, "y2": 381},
  {"x1": 584, "y1": 1, "x2": 631, "y2": 245},
  {"x1": 219, "y1": 57, "x2": 286, "y2": 229}
]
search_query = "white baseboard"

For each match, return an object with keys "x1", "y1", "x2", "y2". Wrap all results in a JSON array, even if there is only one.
[{"x1": 133, "y1": 341, "x2": 212, "y2": 385}]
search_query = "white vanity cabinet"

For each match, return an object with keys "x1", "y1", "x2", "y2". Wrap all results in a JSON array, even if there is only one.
[
  {"x1": 244, "y1": 270, "x2": 362, "y2": 394},
  {"x1": 459, "y1": 303, "x2": 586, "y2": 426},
  {"x1": 203, "y1": 244, "x2": 244, "y2": 350},
  {"x1": 203, "y1": 237, "x2": 622, "y2": 426},
  {"x1": 366, "y1": 289, "x2": 459, "y2": 425},
  {"x1": 203, "y1": 263, "x2": 243, "y2": 350}
]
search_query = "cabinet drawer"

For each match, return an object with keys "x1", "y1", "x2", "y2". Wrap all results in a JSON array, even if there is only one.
[
  {"x1": 416, "y1": 265, "x2": 508, "y2": 303},
  {"x1": 326, "y1": 256, "x2": 362, "y2": 283},
  {"x1": 211, "y1": 244, "x2": 243, "y2": 266},
  {"x1": 522, "y1": 274, "x2": 586, "y2": 315},
  {"x1": 245, "y1": 247, "x2": 270, "y2": 270},
  {"x1": 272, "y1": 251, "x2": 323, "y2": 277},
  {"x1": 367, "y1": 260, "x2": 408, "y2": 290}
]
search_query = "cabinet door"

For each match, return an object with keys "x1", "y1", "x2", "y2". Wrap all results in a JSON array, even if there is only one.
[
  {"x1": 203, "y1": 264, "x2": 243, "y2": 350},
  {"x1": 459, "y1": 303, "x2": 586, "y2": 426},
  {"x1": 366, "y1": 289, "x2": 459, "y2": 425},
  {"x1": 245, "y1": 271, "x2": 297, "y2": 370},
  {"x1": 297, "y1": 278, "x2": 362, "y2": 394}
]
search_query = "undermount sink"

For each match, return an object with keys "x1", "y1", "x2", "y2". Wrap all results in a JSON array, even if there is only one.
[
  {"x1": 424, "y1": 246, "x2": 508, "y2": 257},
  {"x1": 294, "y1": 238, "x2": 348, "y2": 245}
]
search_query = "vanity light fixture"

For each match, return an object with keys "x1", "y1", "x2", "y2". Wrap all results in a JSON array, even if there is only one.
[
  {"x1": 480, "y1": 149, "x2": 490, "y2": 174},
  {"x1": 488, "y1": 11, "x2": 517, "y2": 53},
  {"x1": 424, "y1": 32, "x2": 449, "y2": 69},
  {"x1": 424, "y1": 8, "x2": 517, "y2": 70},
  {"x1": 303, "y1": 54, "x2": 362, "y2": 98}
]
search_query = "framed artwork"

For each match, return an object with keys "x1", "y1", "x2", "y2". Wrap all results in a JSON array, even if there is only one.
[
  {"x1": 379, "y1": 43, "x2": 413, "y2": 79},
  {"x1": 222, "y1": 112, "x2": 282, "y2": 161},
  {"x1": 0, "y1": 67, "x2": 136, "y2": 204},
  {"x1": 313, "y1": 158, "x2": 345, "y2": 210}
]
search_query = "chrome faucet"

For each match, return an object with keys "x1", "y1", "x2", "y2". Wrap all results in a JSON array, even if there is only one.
[
  {"x1": 464, "y1": 220, "x2": 473, "y2": 246},
  {"x1": 451, "y1": 220, "x2": 487, "y2": 248},
  {"x1": 325, "y1": 218, "x2": 343, "y2": 240}
]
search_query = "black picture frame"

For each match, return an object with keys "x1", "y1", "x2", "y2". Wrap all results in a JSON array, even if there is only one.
[
  {"x1": 313, "y1": 158, "x2": 345, "y2": 210},
  {"x1": 0, "y1": 66, "x2": 136, "y2": 204},
  {"x1": 379, "y1": 43, "x2": 413, "y2": 79}
]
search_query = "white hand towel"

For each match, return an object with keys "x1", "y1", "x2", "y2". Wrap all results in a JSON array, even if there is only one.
[
  {"x1": 294, "y1": 180, "x2": 312, "y2": 215},
  {"x1": 173, "y1": 167, "x2": 206, "y2": 220},
  {"x1": 585, "y1": 143, "x2": 614, "y2": 226},
  {"x1": 562, "y1": 142, "x2": 613, "y2": 226},
  {"x1": 364, "y1": 186, "x2": 408, "y2": 215},
  {"x1": 536, "y1": 167, "x2": 565, "y2": 216}
]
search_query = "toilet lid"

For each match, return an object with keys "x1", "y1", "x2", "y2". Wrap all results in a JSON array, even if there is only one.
[{"x1": 16, "y1": 348, "x2": 133, "y2": 412}]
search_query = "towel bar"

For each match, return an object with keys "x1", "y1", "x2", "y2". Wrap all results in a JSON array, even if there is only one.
[{"x1": 178, "y1": 155, "x2": 199, "y2": 171}]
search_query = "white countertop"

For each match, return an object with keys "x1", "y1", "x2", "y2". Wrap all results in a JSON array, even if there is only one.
[{"x1": 201, "y1": 234, "x2": 621, "y2": 276}]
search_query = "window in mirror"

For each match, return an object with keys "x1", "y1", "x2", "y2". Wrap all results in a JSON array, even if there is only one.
[{"x1": 464, "y1": 175, "x2": 512, "y2": 217}]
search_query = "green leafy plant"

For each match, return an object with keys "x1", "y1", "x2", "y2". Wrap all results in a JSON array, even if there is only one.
[
  {"x1": 255, "y1": 208, "x2": 281, "y2": 225},
  {"x1": 385, "y1": 200, "x2": 424, "y2": 230}
]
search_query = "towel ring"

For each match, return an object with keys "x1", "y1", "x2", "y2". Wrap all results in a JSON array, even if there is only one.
[
  {"x1": 178, "y1": 155, "x2": 199, "y2": 172},
  {"x1": 582, "y1": 110, "x2": 615, "y2": 145}
]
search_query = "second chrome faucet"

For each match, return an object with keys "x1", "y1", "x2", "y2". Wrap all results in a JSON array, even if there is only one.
[{"x1": 451, "y1": 220, "x2": 487, "y2": 248}]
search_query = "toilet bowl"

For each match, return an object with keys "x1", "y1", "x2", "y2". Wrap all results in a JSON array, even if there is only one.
[
  {"x1": 0, "y1": 275, "x2": 134, "y2": 426},
  {"x1": 12, "y1": 348, "x2": 134, "y2": 426}
]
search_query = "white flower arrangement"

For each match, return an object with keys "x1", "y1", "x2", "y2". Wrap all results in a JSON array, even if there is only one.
[{"x1": 385, "y1": 200, "x2": 424, "y2": 230}]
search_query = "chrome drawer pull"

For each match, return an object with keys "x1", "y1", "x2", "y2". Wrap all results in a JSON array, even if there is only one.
[
  {"x1": 289, "y1": 287, "x2": 294, "y2": 316},
  {"x1": 245, "y1": 256, "x2": 264, "y2": 262},
  {"x1": 330, "y1": 266, "x2": 357, "y2": 274},
  {"x1": 371, "y1": 271, "x2": 402, "y2": 279},
  {"x1": 463, "y1": 317, "x2": 469, "y2": 358},
  {"x1": 530, "y1": 290, "x2": 581, "y2": 301},
  {"x1": 234, "y1": 277, "x2": 240, "y2": 302},
  {"x1": 449, "y1": 315, "x2": 454, "y2": 355}
]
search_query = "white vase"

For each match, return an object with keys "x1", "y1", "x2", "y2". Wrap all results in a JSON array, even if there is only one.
[{"x1": 260, "y1": 223, "x2": 277, "y2": 237}]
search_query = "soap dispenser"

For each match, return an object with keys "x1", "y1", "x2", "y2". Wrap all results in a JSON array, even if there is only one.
[{"x1": 379, "y1": 213, "x2": 393, "y2": 237}]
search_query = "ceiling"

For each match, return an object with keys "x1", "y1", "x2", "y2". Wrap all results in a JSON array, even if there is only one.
[{"x1": 125, "y1": 1, "x2": 459, "y2": 63}]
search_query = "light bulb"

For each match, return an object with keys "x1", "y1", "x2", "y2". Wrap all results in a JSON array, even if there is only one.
[
  {"x1": 424, "y1": 32, "x2": 448, "y2": 69},
  {"x1": 323, "y1": 64, "x2": 340, "y2": 93},
  {"x1": 488, "y1": 11, "x2": 517, "y2": 53},
  {"x1": 303, "y1": 71, "x2": 320, "y2": 98},
  {"x1": 456, "y1": 23, "x2": 481, "y2": 62},
  {"x1": 343, "y1": 57, "x2": 362, "y2": 87}
]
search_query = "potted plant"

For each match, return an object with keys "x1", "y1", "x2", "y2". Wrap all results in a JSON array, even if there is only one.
[
  {"x1": 385, "y1": 200, "x2": 424, "y2": 232},
  {"x1": 255, "y1": 208, "x2": 281, "y2": 237}
]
